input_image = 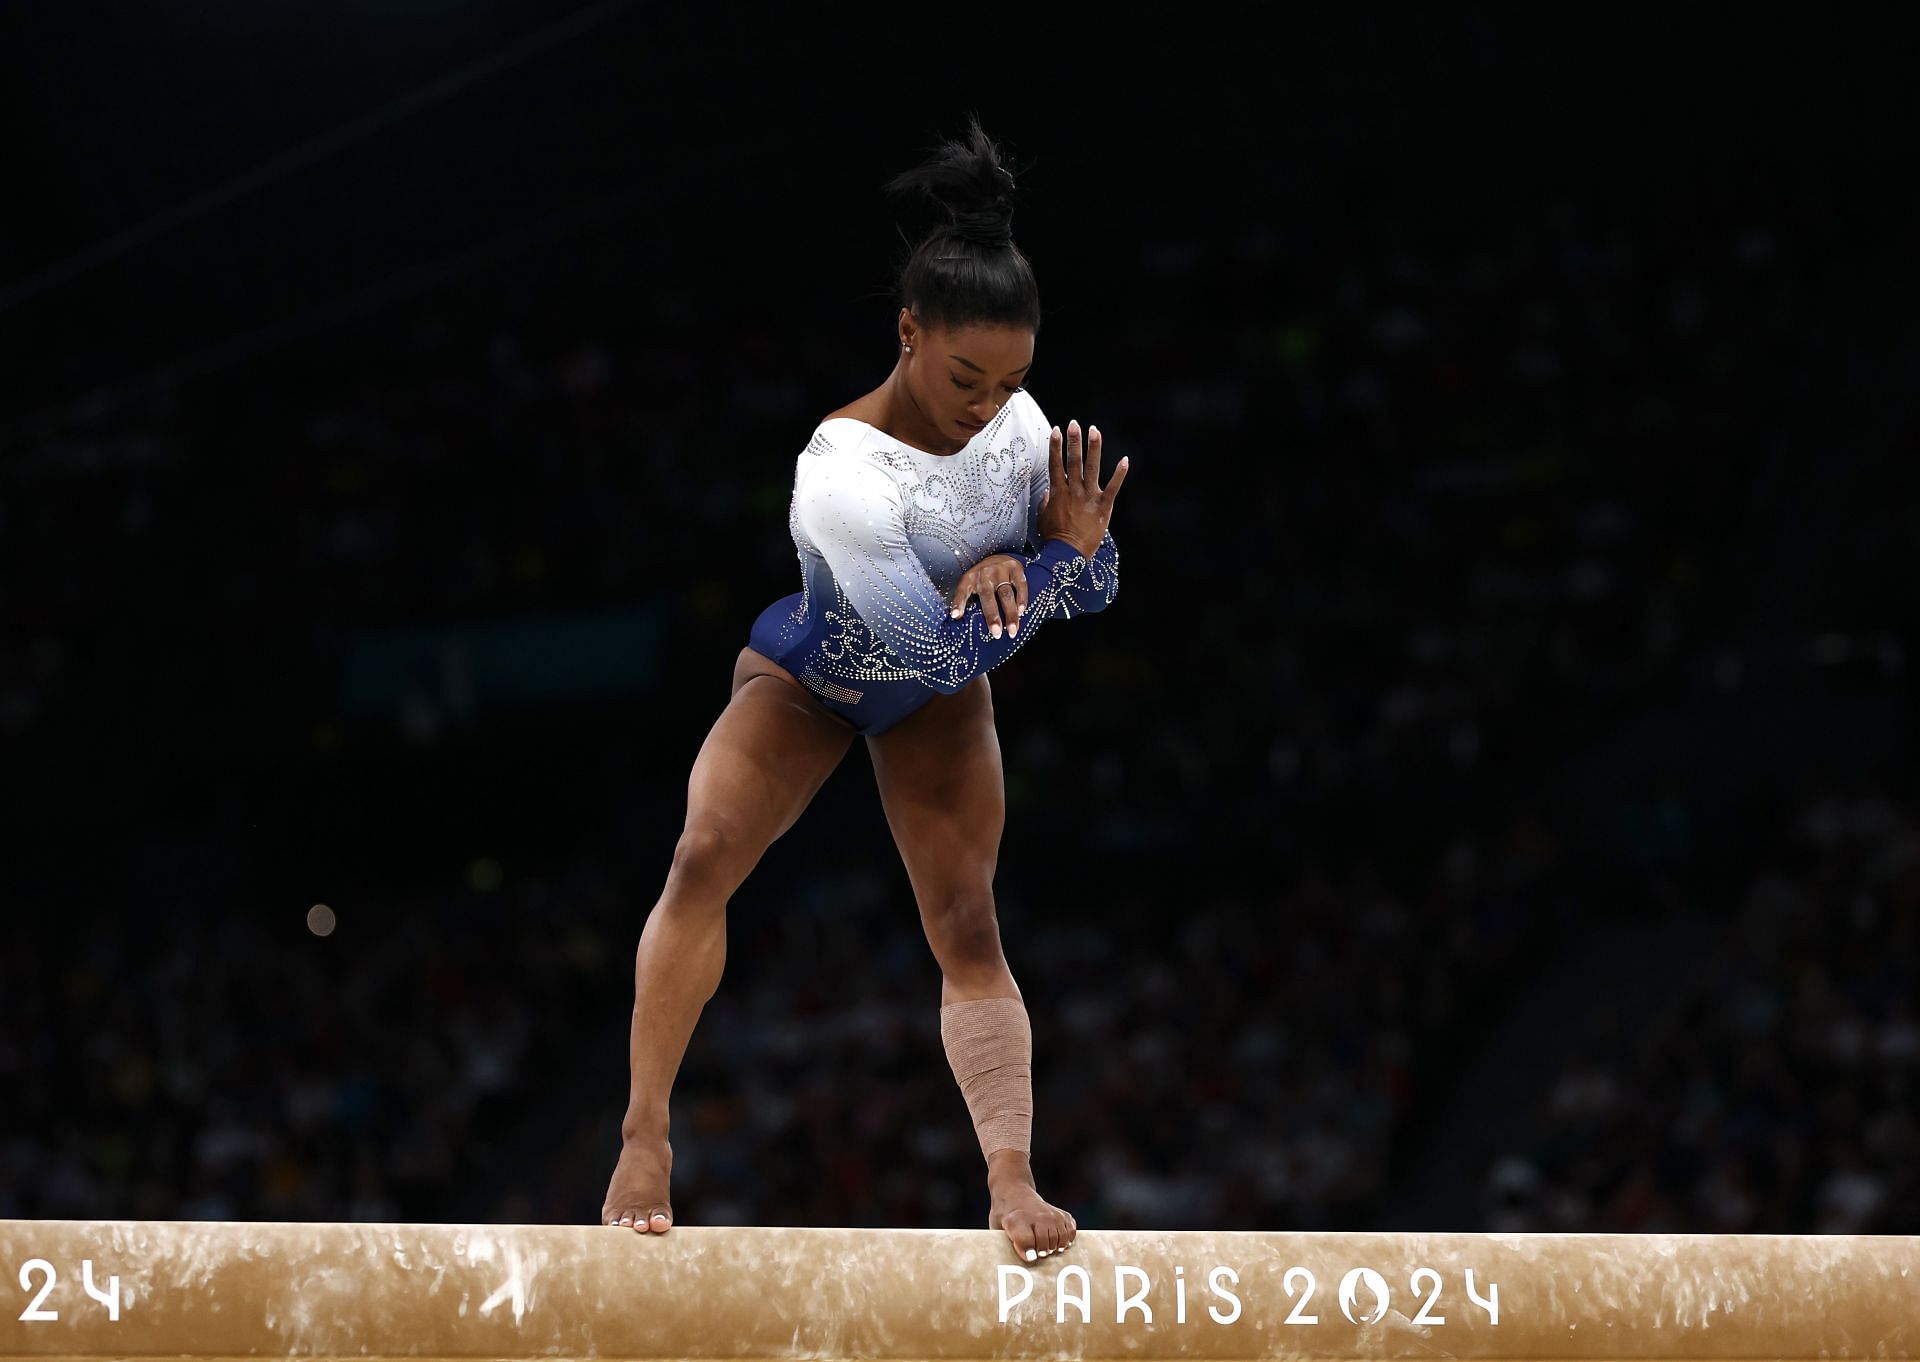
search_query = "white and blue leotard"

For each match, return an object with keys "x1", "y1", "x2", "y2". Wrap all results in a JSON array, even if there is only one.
[{"x1": 748, "y1": 389, "x2": 1120, "y2": 735}]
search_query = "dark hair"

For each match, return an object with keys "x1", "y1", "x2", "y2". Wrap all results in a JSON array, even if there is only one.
[{"x1": 881, "y1": 113, "x2": 1041, "y2": 336}]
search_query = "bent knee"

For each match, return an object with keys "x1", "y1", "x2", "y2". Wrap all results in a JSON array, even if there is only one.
[
  {"x1": 926, "y1": 896, "x2": 1005, "y2": 968},
  {"x1": 666, "y1": 822, "x2": 750, "y2": 898}
]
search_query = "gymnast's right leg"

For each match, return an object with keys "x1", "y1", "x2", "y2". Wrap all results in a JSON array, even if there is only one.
[{"x1": 603, "y1": 648, "x2": 855, "y2": 1232}]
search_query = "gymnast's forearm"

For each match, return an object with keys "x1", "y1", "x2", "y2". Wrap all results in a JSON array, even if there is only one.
[
  {"x1": 1034, "y1": 529, "x2": 1119, "y2": 619},
  {"x1": 915, "y1": 535, "x2": 1111, "y2": 690},
  {"x1": 822, "y1": 537, "x2": 1074, "y2": 697},
  {"x1": 854, "y1": 534, "x2": 1119, "y2": 703},
  {"x1": 944, "y1": 534, "x2": 1098, "y2": 660},
  {"x1": 947, "y1": 531, "x2": 1119, "y2": 662}
]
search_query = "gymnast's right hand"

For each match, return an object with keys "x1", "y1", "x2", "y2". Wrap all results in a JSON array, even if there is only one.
[{"x1": 1037, "y1": 419, "x2": 1127, "y2": 560}]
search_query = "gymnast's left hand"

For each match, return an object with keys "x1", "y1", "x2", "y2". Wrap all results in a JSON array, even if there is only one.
[{"x1": 949, "y1": 553, "x2": 1029, "y2": 639}]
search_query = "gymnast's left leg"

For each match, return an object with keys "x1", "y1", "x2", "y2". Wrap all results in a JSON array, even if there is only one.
[{"x1": 866, "y1": 673, "x2": 1077, "y2": 1260}]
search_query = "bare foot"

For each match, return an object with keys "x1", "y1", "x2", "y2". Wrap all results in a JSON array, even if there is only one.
[
  {"x1": 602, "y1": 1136, "x2": 674, "y2": 1232},
  {"x1": 986, "y1": 1150, "x2": 1077, "y2": 1261}
]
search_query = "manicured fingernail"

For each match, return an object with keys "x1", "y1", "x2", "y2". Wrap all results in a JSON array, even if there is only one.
[
  {"x1": 950, "y1": 607, "x2": 961, "y2": 618},
  {"x1": 1025, "y1": 1249, "x2": 1038, "y2": 1262},
  {"x1": 1008, "y1": 623, "x2": 1018, "y2": 637},
  {"x1": 991, "y1": 624, "x2": 1002, "y2": 639}
]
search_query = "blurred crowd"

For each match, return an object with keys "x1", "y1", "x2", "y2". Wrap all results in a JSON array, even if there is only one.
[
  {"x1": 1482, "y1": 785, "x2": 1920, "y2": 1233},
  {"x1": 2, "y1": 128, "x2": 1912, "y2": 1230},
  {"x1": 0, "y1": 861, "x2": 622, "y2": 1223},
  {"x1": 0, "y1": 810, "x2": 1550, "y2": 1228}
]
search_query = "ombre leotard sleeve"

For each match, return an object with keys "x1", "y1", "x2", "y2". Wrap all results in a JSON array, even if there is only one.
[{"x1": 795, "y1": 454, "x2": 1104, "y2": 696}]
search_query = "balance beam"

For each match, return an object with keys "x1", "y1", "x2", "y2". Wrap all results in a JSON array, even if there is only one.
[{"x1": 2, "y1": 1221, "x2": 1914, "y2": 1361}]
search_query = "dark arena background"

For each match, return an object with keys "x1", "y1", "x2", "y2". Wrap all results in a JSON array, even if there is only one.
[{"x1": 3, "y1": 0, "x2": 1918, "y2": 1281}]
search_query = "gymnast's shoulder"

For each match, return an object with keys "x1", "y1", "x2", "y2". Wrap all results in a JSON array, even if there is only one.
[
  {"x1": 800, "y1": 404, "x2": 890, "y2": 464},
  {"x1": 792, "y1": 416, "x2": 899, "y2": 515}
]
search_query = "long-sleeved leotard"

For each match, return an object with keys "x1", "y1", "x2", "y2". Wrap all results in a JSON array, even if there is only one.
[{"x1": 748, "y1": 389, "x2": 1119, "y2": 735}]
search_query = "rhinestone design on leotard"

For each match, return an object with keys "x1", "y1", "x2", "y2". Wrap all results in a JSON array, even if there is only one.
[{"x1": 775, "y1": 390, "x2": 1119, "y2": 697}]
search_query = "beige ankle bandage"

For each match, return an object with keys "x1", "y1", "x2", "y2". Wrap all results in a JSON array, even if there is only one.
[{"x1": 940, "y1": 996, "x2": 1033, "y2": 1159}]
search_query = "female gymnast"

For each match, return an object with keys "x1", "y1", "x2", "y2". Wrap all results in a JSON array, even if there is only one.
[{"x1": 601, "y1": 115, "x2": 1126, "y2": 1263}]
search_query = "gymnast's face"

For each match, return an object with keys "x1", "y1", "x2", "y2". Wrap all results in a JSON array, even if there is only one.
[{"x1": 898, "y1": 312, "x2": 1035, "y2": 443}]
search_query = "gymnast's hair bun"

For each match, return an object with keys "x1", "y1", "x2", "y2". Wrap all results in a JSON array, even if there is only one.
[
  {"x1": 882, "y1": 113, "x2": 1041, "y2": 335},
  {"x1": 882, "y1": 112, "x2": 1020, "y2": 250}
]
